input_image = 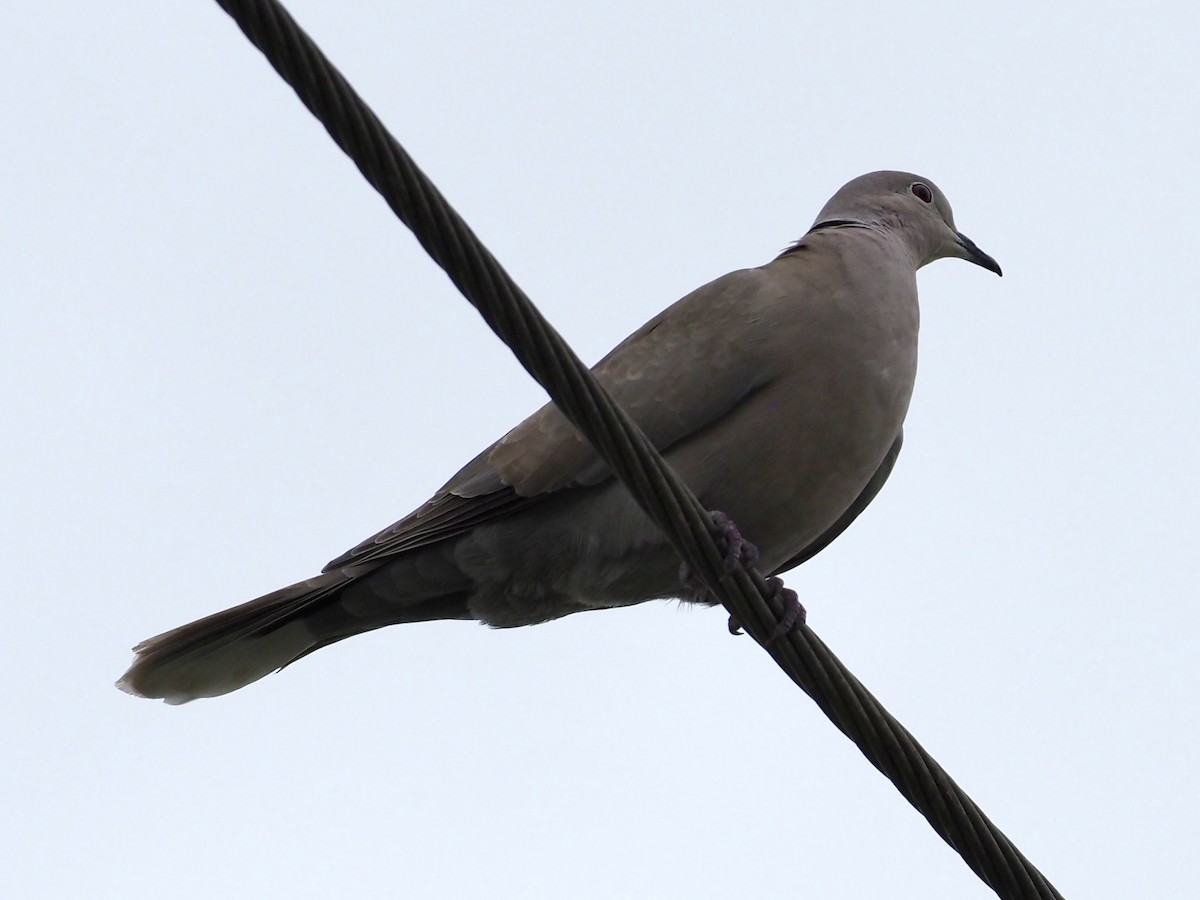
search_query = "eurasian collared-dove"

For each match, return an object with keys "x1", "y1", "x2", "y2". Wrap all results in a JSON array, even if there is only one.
[{"x1": 118, "y1": 171, "x2": 1001, "y2": 704}]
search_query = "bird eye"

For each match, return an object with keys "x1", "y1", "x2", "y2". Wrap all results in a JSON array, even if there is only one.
[{"x1": 911, "y1": 183, "x2": 934, "y2": 204}]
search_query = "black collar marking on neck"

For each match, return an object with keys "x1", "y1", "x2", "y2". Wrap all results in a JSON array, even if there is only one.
[
  {"x1": 806, "y1": 217, "x2": 873, "y2": 234},
  {"x1": 779, "y1": 218, "x2": 877, "y2": 258}
]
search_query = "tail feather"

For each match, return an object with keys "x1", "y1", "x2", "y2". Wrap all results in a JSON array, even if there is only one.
[{"x1": 117, "y1": 570, "x2": 471, "y2": 704}]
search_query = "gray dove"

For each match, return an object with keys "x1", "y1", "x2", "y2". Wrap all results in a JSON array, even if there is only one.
[{"x1": 119, "y1": 170, "x2": 1001, "y2": 704}]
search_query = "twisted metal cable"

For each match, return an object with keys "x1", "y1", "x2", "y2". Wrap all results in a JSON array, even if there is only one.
[{"x1": 209, "y1": 2, "x2": 1064, "y2": 897}]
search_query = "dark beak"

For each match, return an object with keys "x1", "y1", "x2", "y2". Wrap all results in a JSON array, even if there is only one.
[{"x1": 955, "y1": 232, "x2": 1002, "y2": 276}]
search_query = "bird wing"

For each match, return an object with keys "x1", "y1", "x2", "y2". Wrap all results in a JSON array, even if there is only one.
[{"x1": 324, "y1": 266, "x2": 782, "y2": 571}]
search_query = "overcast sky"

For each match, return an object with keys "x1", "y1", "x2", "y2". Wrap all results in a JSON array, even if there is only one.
[{"x1": 4, "y1": 2, "x2": 1198, "y2": 898}]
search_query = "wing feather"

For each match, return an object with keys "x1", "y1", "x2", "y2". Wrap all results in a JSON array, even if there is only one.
[{"x1": 325, "y1": 267, "x2": 784, "y2": 571}]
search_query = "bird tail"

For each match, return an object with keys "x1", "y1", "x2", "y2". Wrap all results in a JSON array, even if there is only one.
[{"x1": 117, "y1": 569, "x2": 470, "y2": 704}]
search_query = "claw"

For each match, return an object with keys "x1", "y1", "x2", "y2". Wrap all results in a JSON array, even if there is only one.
[
  {"x1": 710, "y1": 510, "x2": 760, "y2": 572},
  {"x1": 764, "y1": 578, "x2": 806, "y2": 644}
]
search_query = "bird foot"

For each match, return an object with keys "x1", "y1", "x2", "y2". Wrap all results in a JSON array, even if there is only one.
[
  {"x1": 764, "y1": 578, "x2": 806, "y2": 643},
  {"x1": 711, "y1": 510, "x2": 760, "y2": 573},
  {"x1": 727, "y1": 577, "x2": 806, "y2": 642},
  {"x1": 678, "y1": 512, "x2": 805, "y2": 640},
  {"x1": 678, "y1": 510, "x2": 760, "y2": 604}
]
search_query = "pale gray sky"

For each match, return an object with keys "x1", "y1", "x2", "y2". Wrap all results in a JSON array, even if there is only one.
[{"x1": 4, "y1": 2, "x2": 1198, "y2": 898}]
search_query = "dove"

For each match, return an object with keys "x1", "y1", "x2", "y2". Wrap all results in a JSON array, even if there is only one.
[{"x1": 118, "y1": 170, "x2": 1001, "y2": 704}]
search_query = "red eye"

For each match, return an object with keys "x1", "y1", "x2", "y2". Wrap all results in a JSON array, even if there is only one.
[{"x1": 911, "y1": 183, "x2": 933, "y2": 204}]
